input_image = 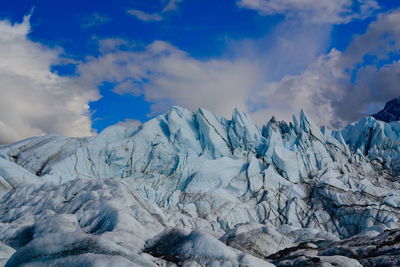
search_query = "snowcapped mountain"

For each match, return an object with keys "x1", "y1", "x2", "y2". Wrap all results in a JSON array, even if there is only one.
[
  {"x1": 1, "y1": 106, "x2": 400, "y2": 266},
  {"x1": 373, "y1": 96, "x2": 400, "y2": 123}
]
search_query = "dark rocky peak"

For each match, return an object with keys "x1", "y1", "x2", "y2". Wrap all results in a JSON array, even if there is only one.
[{"x1": 372, "y1": 96, "x2": 400, "y2": 123}]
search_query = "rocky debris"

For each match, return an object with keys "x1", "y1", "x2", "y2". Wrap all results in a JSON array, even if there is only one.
[
  {"x1": 267, "y1": 228, "x2": 400, "y2": 266},
  {"x1": 320, "y1": 228, "x2": 400, "y2": 266}
]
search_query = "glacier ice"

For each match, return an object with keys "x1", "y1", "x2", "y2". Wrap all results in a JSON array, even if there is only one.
[
  {"x1": 220, "y1": 223, "x2": 295, "y2": 257},
  {"x1": 1, "y1": 106, "x2": 400, "y2": 265},
  {"x1": 144, "y1": 228, "x2": 274, "y2": 266},
  {"x1": 342, "y1": 117, "x2": 400, "y2": 175},
  {"x1": 0, "y1": 157, "x2": 40, "y2": 192}
]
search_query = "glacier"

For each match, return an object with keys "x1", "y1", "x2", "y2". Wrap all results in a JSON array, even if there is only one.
[{"x1": 1, "y1": 106, "x2": 400, "y2": 266}]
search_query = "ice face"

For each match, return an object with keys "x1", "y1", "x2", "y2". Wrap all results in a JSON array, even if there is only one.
[
  {"x1": 341, "y1": 116, "x2": 400, "y2": 174},
  {"x1": 0, "y1": 157, "x2": 41, "y2": 191},
  {"x1": 1, "y1": 106, "x2": 400, "y2": 265}
]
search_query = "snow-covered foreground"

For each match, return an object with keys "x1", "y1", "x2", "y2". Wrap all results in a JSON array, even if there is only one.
[{"x1": 1, "y1": 106, "x2": 400, "y2": 266}]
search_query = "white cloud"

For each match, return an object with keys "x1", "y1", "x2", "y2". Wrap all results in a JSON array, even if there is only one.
[
  {"x1": 226, "y1": 21, "x2": 331, "y2": 81},
  {"x1": 0, "y1": 16, "x2": 99, "y2": 143},
  {"x1": 326, "y1": 9, "x2": 400, "y2": 123},
  {"x1": 250, "y1": 9, "x2": 400, "y2": 127},
  {"x1": 250, "y1": 49, "x2": 347, "y2": 126},
  {"x1": 4, "y1": 4, "x2": 397, "y2": 145},
  {"x1": 335, "y1": 62, "x2": 400, "y2": 122},
  {"x1": 76, "y1": 17, "x2": 332, "y2": 125},
  {"x1": 127, "y1": 0, "x2": 183, "y2": 22},
  {"x1": 342, "y1": 9, "x2": 400, "y2": 67},
  {"x1": 81, "y1": 13, "x2": 111, "y2": 28},
  {"x1": 96, "y1": 38, "x2": 136, "y2": 54},
  {"x1": 3, "y1": 4, "x2": 388, "y2": 145},
  {"x1": 127, "y1": 10, "x2": 163, "y2": 22},
  {"x1": 82, "y1": 9, "x2": 400, "y2": 129},
  {"x1": 237, "y1": 0, "x2": 379, "y2": 24},
  {"x1": 162, "y1": 0, "x2": 183, "y2": 12},
  {"x1": 61, "y1": 20, "x2": 325, "y2": 128},
  {"x1": 78, "y1": 41, "x2": 262, "y2": 118}
]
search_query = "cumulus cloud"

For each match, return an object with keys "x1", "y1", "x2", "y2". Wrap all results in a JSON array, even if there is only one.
[
  {"x1": 226, "y1": 21, "x2": 331, "y2": 81},
  {"x1": 3, "y1": 3, "x2": 397, "y2": 145},
  {"x1": 96, "y1": 38, "x2": 134, "y2": 54},
  {"x1": 342, "y1": 9, "x2": 400, "y2": 67},
  {"x1": 79, "y1": 8, "x2": 400, "y2": 129},
  {"x1": 1, "y1": 4, "x2": 389, "y2": 145},
  {"x1": 78, "y1": 41, "x2": 262, "y2": 118},
  {"x1": 333, "y1": 10, "x2": 400, "y2": 122},
  {"x1": 335, "y1": 63, "x2": 400, "y2": 123},
  {"x1": 0, "y1": 16, "x2": 98, "y2": 143},
  {"x1": 70, "y1": 21, "x2": 327, "y2": 126},
  {"x1": 250, "y1": 9, "x2": 400, "y2": 127},
  {"x1": 325, "y1": 9, "x2": 400, "y2": 124},
  {"x1": 250, "y1": 49, "x2": 347, "y2": 126},
  {"x1": 237, "y1": 0, "x2": 379, "y2": 24},
  {"x1": 73, "y1": 17, "x2": 331, "y2": 125}
]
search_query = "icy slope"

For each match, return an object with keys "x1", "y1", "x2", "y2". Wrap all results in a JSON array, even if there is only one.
[
  {"x1": 1, "y1": 106, "x2": 400, "y2": 265},
  {"x1": 1, "y1": 179, "x2": 274, "y2": 266},
  {"x1": 2, "y1": 107, "x2": 399, "y2": 235},
  {"x1": 1, "y1": 179, "x2": 166, "y2": 266},
  {"x1": 3, "y1": 178, "x2": 400, "y2": 266},
  {"x1": 0, "y1": 158, "x2": 40, "y2": 192},
  {"x1": 342, "y1": 117, "x2": 400, "y2": 175}
]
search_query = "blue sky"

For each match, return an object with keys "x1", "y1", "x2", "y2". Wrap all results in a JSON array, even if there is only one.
[
  {"x1": 0, "y1": 0, "x2": 399, "y2": 143},
  {"x1": 0, "y1": 1, "x2": 280, "y2": 58}
]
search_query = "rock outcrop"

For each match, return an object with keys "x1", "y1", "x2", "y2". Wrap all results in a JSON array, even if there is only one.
[{"x1": 373, "y1": 96, "x2": 400, "y2": 123}]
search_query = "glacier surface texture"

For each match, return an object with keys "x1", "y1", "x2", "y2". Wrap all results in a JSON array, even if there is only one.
[{"x1": 1, "y1": 106, "x2": 400, "y2": 266}]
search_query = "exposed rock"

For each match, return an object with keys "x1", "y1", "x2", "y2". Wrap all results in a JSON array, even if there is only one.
[
  {"x1": 373, "y1": 96, "x2": 400, "y2": 123},
  {"x1": 320, "y1": 228, "x2": 400, "y2": 266}
]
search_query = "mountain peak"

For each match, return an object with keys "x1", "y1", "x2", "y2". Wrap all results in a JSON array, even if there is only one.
[{"x1": 372, "y1": 96, "x2": 400, "y2": 123}]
